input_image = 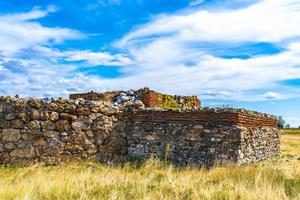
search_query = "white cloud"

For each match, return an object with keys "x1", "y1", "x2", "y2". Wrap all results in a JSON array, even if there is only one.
[
  {"x1": 0, "y1": 8, "x2": 86, "y2": 97},
  {"x1": 263, "y1": 92, "x2": 282, "y2": 100},
  {"x1": 102, "y1": 0, "x2": 300, "y2": 100},
  {"x1": 118, "y1": 0, "x2": 300, "y2": 46},
  {"x1": 0, "y1": 7, "x2": 83, "y2": 56},
  {"x1": 0, "y1": 7, "x2": 134, "y2": 98},
  {"x1": 65, "y1": 50, "x2": 133, "y2": 66},
  {"x1": 108, "y1": 35, "x2": 300, "y2": 100},
  {"x1": 284, "y1": 117, "x2": 300, "y2": 127}
]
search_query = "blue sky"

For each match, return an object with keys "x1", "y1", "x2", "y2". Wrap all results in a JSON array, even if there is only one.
[{"x1": 0, "y1": 0, "x2": 300, "y2": 126}]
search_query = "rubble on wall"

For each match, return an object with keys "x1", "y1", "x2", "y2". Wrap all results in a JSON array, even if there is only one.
[
  {"x1": 70, "y1": 88, "x2": 201, "y2": 110},
  {"x1": 112, "y1": 90, "x2": 145, "y2": 111}
]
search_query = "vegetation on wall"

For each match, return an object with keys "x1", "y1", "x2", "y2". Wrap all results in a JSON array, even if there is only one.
[
  {"x1": 156, "y1": 94, "x2": 200, "y2": 110},
  {"x1": 157, "y1": 94, "x2": 179, "y2": 109}
]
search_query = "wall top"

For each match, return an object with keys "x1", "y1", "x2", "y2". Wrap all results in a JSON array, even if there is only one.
[
  {"x1": 0, "y1": 87, "x2": 277, "y2": 128},
  {"x1": 129, "y1": 109, "x2": 278, "y2": 128},
  {"x1": 69, "y1": 88, "x2": 201, "y2": 110}
]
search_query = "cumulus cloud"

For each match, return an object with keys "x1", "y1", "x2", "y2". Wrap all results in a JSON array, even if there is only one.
[
  {"x1": 263, "y1": 92, "x2": 282, "y2": 100},
  {"x1": 0, "y1": 55, "x2": 78, "y2": 97},
  {"x1": 0, "y1": 7, "x2": 81, "y2": 97},
  {"x1": 118, "y1": 0, "x2": 300, "y2": 46},
  {"x1": 0, "y1": 7, "x2": 83, "y2": 56},
  {"x1": 0, "y1": 7, "x2": 132, "y2": 97},
  {"x1": 104, "y1": 0, "x2": 300, "y2": 100}
]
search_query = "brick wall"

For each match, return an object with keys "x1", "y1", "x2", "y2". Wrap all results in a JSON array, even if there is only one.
[
  {"x1": 129, "y1": 110, "x2": 277, "y2": 128},
  {"x1": 139, "y1": 90, "x2": 159, "y2": 107}
]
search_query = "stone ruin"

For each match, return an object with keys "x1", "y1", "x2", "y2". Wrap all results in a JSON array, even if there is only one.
[
  {"x1": 0, "y1": 88, "x2": 280, "y2": 167},
  {"x1": 69, "y1": 88, "x2": 201, "y2": 110}
]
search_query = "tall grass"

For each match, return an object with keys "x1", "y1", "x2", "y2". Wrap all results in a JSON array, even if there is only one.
[{"x1": 0, "y1": 134, "x2": 299, "y2": 200}]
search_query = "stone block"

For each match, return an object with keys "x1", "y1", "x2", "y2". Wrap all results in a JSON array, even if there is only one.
[
  {"x1": 1, "y1": 129, "x2": 21, "y2": 142},
  {"x1": 41, "y1": 121, "x2": 55, "y2": 130},
  {"x1": 5, "y1": 113, "x2": 16, "y2": 120},
  {"x1": 27, "y1": 120, "x2": 41, "y2": 130},
  {"x1": 4, "y1": 143, "x2": 15, "y2": 150},
  {"x1": 55, "y1": 120, "x2": 71, "y2": 132},
  {"x1": 0, "y1": 143, "x2": 4, "y2": 152},
  {"x1": 49, "y1": 112, "x2": 59, "y2": 121},
  {"x1": 0, "y1": 119, "x2": 10, "y2": 128},
  {"x1": 10, "y1": 147, "x2": 36, "y2": 158},
  {"x1": 34, "y1": 138, "x2": 47, "y2": 147},
  {"x1": 11, "y1": 119, "x2": 24, "y2": 129},
  {"x1": 72, "y1": 120, "x2": 89, "y2": 131}
]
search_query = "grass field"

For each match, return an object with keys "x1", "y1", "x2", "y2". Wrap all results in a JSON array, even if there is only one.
[
  {"x1": 282, "y1": 128, "x2": 300, "y2": 135},
  {"x1": 0, "y1": 130, "x2": 299, "y2": 200}
]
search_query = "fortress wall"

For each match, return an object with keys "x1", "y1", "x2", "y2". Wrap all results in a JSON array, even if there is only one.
[{"x1": 0, "y1": 96, "x2": 279, "y2": 167}]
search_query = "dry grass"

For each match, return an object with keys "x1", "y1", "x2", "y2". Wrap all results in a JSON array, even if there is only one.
[
  {"x1": 0, "y1": 134, "x2": 299, "y2": 200},
  {"x1": 282, "y1": 129, "x2": 300, "y2": 135}
]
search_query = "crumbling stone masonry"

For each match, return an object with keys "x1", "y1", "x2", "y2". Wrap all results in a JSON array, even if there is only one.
[
  {"x1": 0, "y1": 91, "x2": 280, "y2": 167},
  {"x1": 0, "y1": 97, "x2": 127, "y2": 165},
  {"x1": 127, "y1": 110, "x2": 279, "y2": 166},
  {"x1": 69, "y1": 88, "x2": 201, "y2": 110}
]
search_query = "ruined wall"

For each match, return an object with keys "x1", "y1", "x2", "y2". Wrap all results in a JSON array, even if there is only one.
[
  {"x1": 69, "y1": 91, "x2": 119, "y2": 102},
  {"x1": 137, "y1": 89, "x2": 201, "y2": 109},
  {"x1": 0, "y1": 97, "x2": 127, "y2": 165},
  {"x1": 126, "y1": 110, "x2": 279, "y2": 167},
  {"x1": 70, "y1": 88, "x2": 201, "y2": 110},
  {"x1": 126, "y1": 121, "x2": 241, "y2": 167},
  {"x1": 0, "y1": 96, "x2": 279, "y2": 167},
  {"x1": 238, "y1": 126, "x2": 280, "y2": 164}
]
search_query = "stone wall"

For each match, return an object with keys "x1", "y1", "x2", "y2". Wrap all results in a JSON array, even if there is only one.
[
  {"x1": 69, "y1": 91, "x2": 119, "y2": 102},
  {"x1": 238, "y1": 126, "x2": 280, "y2": 164},
  {"x1": 126, "y1": 121, "x2": 241, "y2": 167},
  {"x1": 0, "y1": 96, "x2": 280, "y2": 167},
  {"x1": 126, "y1": 110, "x2": 279, "y2": 167},
  {"x1": 0, "y1": 97, "x2": 127, "y2": 165}
]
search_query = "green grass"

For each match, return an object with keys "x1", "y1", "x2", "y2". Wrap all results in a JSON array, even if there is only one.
[{"x1": 0, "y1": 134, "x2": 299, "y2": 200}]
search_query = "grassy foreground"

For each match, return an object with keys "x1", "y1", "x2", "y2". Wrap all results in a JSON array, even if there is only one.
[{"x1": 0, "y1": 133, "x2": 299, "y2": 200}]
